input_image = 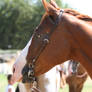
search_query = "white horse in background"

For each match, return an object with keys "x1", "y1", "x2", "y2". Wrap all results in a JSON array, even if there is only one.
[
  {"x1": 0, "y1": 57, "x2": 15, "y2": 74},
  {"x1": 0, "y1": 51, "x2": 20, "y2": 75},
  {"x1": 12, "y1": 38, "x2": 61, "y2": 92}
]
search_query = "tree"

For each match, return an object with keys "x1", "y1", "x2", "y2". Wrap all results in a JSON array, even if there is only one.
[
  {"x1": 0, "y1": 0, "x2": 69, "y2": 49},
  {"x1": 0, "y1": 0, "x2": 35, "y2": 49}
]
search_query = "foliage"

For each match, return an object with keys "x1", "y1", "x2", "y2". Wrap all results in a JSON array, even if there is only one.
[{"x1": 0, "y1": 0, "x2": 68, "y2": 49}]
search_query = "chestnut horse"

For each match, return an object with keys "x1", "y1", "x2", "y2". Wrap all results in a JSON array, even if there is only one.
[
  {"x1": 66, "y1": 65, "x2": 88, "y2": 92},
  {"x1": 60, "y1": 60, "x2": 88, "y2": 92},
  {"x1": 21, "y1": 0, "x2": 92, "y2": 83}
]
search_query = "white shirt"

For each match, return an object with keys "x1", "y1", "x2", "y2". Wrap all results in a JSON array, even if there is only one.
[{"x1": 6, "y1": 85, "x2": 15, "y2": 92}]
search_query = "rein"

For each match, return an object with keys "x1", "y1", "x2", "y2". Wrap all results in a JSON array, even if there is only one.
[
  {"x1": 75, "y1": 64, "x2": 88, "y2": 78},
  {"x1": 22, "y1": 10, "x2": 64, "y2": 85},
  {"x1": 70, "y1": 63, "x2": 88, "y2": 78},
  {"x1": 76, "y1": 72, "x2": 88, "y2": 78}
]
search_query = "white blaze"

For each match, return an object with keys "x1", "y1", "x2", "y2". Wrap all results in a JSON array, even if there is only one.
[{"x1": 12, "y1": 38, "x2": 32, "y2": 83}]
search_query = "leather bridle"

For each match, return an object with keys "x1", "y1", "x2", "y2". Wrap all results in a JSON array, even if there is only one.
[{"x1": 22, "y1": 10, "x2": 64, "y2": 84}]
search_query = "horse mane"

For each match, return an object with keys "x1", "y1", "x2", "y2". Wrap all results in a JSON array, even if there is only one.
[{"x1": 64, "y1": 9, "x2": 92, "y2": 23}]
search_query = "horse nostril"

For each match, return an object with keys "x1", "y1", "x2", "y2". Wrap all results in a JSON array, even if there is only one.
[{"x1": 13, "y1": 68, "x2": 15, "y2": 73}]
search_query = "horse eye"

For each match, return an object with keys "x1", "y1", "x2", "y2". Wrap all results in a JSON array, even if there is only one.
[
  {"x1": 13, "y1": 68, "x2": 15, "y2": 73},
  {"x1": 49, "y1": 15, "x2": 55, "y2": 24}
]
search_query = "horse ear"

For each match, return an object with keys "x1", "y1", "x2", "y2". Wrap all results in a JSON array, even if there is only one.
[
  {"x1": 42, "y1": 0, "x2": 48, "y2": 12},
  {"x1": 50, "y1": 0, "x2": 60, "y2": 9},
  {"x1": 42, "y1": 0, "x2": 60, "y2": 15}
]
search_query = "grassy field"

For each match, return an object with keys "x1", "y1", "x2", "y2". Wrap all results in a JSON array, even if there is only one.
[{"x1": 0, "y1": 74, "x2": 92, "y2": 92}]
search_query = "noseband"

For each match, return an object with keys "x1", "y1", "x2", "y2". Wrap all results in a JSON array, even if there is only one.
[{"x1": 22, "y1": 10, "x2": 64, "y2": 84}]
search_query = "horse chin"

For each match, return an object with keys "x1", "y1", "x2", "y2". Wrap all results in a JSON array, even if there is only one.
[{"x1": 17, "y1": 77, "x2": 23, "y2": 82}]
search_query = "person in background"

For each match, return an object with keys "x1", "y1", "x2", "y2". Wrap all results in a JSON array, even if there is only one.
[{"x1": 6, "y1": 74, "x2": 15, "y2": 92}]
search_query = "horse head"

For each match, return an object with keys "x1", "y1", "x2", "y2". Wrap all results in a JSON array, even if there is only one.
[
  {"x1": 22, "y1": 0, "x2": 72, "y2": 83},
  {"x1": 13, "y1": 0, "x2": 92, "y2": 84}
]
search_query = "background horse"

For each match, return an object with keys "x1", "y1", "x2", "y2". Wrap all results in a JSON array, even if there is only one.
[
  {"x1": 21, "y1": 0, "x2": 92, "y2": 82},
  {"x1": 0, "y1": 57, "x2": 15, "y2": 74},
  {"x1": 60, "y1": 60, "x2": 88, "y2": 92}
]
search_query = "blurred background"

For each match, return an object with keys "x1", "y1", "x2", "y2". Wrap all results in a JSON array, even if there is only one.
[{"x1": 0, "y1": 0, "x2": 92, "y2": 92}]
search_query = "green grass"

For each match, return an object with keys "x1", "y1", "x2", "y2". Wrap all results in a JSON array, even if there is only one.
[
  {"x1": 0, "y1": 74, "x2": 92, "y2": 92},
  {"x1": 0, "y1": 74, "x2": 7, "y2": 92}
]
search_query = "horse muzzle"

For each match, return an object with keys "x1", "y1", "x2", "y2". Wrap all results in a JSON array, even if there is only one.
[{"x1": 22, "y1": 64, "x2": 36, "y2": 83}]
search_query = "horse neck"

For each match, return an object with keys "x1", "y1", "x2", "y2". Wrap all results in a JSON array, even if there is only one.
[{"x1": 62, "y1": 13, "x2": 92, "y2": 78}]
